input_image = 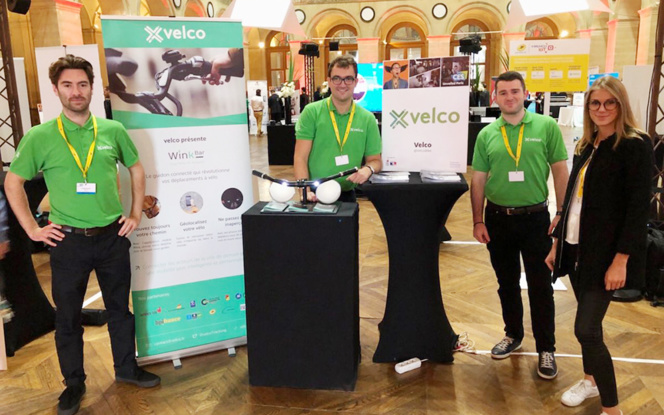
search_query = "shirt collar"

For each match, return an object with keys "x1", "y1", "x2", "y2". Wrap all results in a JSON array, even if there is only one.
[
  {"x1": 59, "y1": 112, "x2": 93, "y2": 132},
  {"x1": 328, "y1": 97, "x2": 353, "y2": 115},
  {"x1": 497, "y1": 109, "x2": 532, "y2": 127}
]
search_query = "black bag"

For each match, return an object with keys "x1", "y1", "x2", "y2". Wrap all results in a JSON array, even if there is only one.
[{"x1": 645, "y1": 226, "x2": 664, "y2": 300}]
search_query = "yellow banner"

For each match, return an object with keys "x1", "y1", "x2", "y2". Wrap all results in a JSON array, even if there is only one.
[{"x1": 509, "y1": 40, "x2": 590, "y2": 92}]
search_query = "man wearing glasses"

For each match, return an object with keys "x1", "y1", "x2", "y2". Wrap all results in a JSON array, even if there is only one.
[
  {"x1": 470, "y1": 71, "x2": 568, "y2": 380},
  {"x1": 294, "y1": 55, "x2": 382, "y2": 202}
]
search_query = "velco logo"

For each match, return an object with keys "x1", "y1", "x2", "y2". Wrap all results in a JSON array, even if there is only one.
[
  {"x1": 524, "y1": 137, "x2": 542, "y2": 142},
  {"x1": 145, "y1": 25, "x2": 207, "y2": 43},
  {"x1": 97, "y1": 145, "x2": 113, "y2": 150},
  {"x1": 389, "y1": 108, "x2": 461, "y2": 129}
]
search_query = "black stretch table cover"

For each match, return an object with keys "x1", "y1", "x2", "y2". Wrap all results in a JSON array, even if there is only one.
[
  {"x1": 242, "y1": 202, "x2": 360, "y2": 390},
  {"x1": 361, "y1": 173, "x2": 468, "y2": 363},
  {"x1": 0, "y1": 172, "x2": 55, "y2": 356},
  {"x1": 267, "y1": 124, "x2": 295, "y2": 165}
]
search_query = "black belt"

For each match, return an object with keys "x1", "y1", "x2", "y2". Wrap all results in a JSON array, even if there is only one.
[
  {"x1": 486, "y1": 200, "x2": 548, "y2": 216},
  {"x1": 60, "y1": 218, "x2": 120, "y2": 237}
]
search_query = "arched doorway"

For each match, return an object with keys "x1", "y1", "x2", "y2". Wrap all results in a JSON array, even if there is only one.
[
  {"x1": 525, "y1": 18, "x2": 559, "y2": 39},
  {"x1": 265, "y1": 31, "x2": 292, "y2": 89},
  {"x1": 324, "y1": 25, "x2": 357, "y2": 73},
  {"x1": 450, "y1": 20, "x2": 490, "y2": 86},
  {"x1": 385, "y1": 23, "x2": 427, "y2": 60}
]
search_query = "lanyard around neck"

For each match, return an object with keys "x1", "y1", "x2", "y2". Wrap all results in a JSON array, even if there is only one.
[
  {"x1": 327, "y1": 98, "x2": 356, "y2": 152},
  {"x1": 57, "y1": 114, "x2": 97, "y2": 182},
  {"x1": 500, "y1": 123, "x2": 524, "y2": 169}
]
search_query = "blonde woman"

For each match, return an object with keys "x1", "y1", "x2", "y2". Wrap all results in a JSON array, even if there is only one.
[{"x1": 545, "y1": 76, "x2": 653, "y2": 415}]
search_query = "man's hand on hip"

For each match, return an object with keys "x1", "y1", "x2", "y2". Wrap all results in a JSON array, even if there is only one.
[
  {"x1": 118, "y1": 215, "x2": 140, "y2": 237},
  {"x1": 29, "y1": 223, "x2": 64, "y2": 247}
]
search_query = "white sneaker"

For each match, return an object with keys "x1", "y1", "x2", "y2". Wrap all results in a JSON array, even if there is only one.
[{"x1": 561, "y1": 379, "x2": 599, "y2": 407}]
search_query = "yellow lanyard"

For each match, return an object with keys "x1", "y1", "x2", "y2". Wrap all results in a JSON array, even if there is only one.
[
  {"x1": 577, "y1": 153, "x2": 593, "y2": 198},
  {"x1": 327, "y1": 98, "x2": 356, "y2": 153},
  {"x1": 500, "y1": 123, "x2": 524, "y2": 170},
  {"x1": 57, "y1": 114, "x2": 98, "y2": 183}
]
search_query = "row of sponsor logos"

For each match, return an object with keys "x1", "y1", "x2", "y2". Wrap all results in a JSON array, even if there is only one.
[
  {"x1": 139, "y1": 293, "x2": 244, "y2": 317},
  {"x1": 154, "y1": 303, "x2": 246, "y2": 326}
]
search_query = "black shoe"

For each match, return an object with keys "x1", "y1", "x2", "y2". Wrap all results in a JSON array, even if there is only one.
[
  {"x1": 115, "y1": 367, "x2": 161, "y2": 388},
  {"x1": 537, "y1": 351, "x2": 558, "y2": 379},
  {"x1": 491, "y1": 336, "x2": 522, "y2": 359},
  {"x1": 57, "y1": 383, "x2": 86, "y2": 415}
]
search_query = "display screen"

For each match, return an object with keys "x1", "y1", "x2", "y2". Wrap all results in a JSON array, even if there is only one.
[{"x1": 354, "y1": 63, "x2": 383, "y2": 113}]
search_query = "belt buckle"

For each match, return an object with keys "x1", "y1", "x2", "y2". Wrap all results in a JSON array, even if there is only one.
[
  {"x1": 505, "y1": 207, "x2": 516, "y2": 215},
  {"x1": 84, "y1": 228, "x2": 94, "y2": 237}
]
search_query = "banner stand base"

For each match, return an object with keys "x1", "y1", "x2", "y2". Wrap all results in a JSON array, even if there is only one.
[
  {"x1": 173, "y1": 358, "x2": 182, "y2": 369},
  {"x1": 228, "y1": 347, "x2": 236, "y2": 357}
]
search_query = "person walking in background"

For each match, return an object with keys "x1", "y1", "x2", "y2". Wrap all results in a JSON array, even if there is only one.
[
  {"x1": 546, "y1": 76, "x2": 653, "y2": 415},
  {"x1": 250, "y1": 89, "x2": 265, "y2": 136}
]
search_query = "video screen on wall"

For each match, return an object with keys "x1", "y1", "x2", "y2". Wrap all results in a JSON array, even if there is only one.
[{"x1": 354, "y1": 63, "x2": 383, "y2": 113}]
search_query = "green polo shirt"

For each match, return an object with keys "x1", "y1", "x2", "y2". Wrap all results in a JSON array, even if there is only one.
[
  {"x1": 296, "y1": 98, "x2": 381, "y2": 191},
  {"x1": 10, "y1": 113, "x2": 139, "y2": 228},
  {"x1": 472, "y1": 111, "x2": 567, "y2": 207}
]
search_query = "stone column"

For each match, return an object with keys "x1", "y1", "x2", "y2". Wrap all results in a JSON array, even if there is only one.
[
  {"x1": 357, "y1": 37, "x2": 380, "y2": 63},
  {"x1": 30, "y1": 0, "x2": 83, "y2": 47},
  {"x1": 636, "y1": 5, "x2": 659, "y2": 65},
  {"x1": 427, "y1": 35, "x2": 451, "y2": 58},
  {"x1": 605, "y1": 16, "x2": 639, "y2": 74}
]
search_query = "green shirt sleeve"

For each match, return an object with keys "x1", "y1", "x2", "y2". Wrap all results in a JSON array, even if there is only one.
[
  {"x1": 295, "y1": 104, "x2": 317, "y2": 141},
  {"x1": 364, "y1": 116, "x2": 381, "y2": 156},
  {"x1": 112, "y1": 121, "x2": 140, "y2": 167},
  {"x1": 9, "y1": 129, "x2": 42, "y2": 180},
  {"x1": 545, "y1": 118, "x2": 568, "y2": 164},
  {"x1": 472, "y1": 128, "x2": 490, "y2": 173}
]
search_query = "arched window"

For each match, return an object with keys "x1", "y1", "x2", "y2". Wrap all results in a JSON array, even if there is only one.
[
  {"x1": 451, "y1": 21, "x2": 490, "y2": 86},
  {"x1": 324, "y1": 25, "x2": 358, "y2": 73},
  {"x1": 385, "y1": 23, "x2": 427, "y2": 60},
  {"x1": 525, "y1": 18, "x2": 559, "y2": 40},
  {"x1": 266, "y1": 31, "x2": 292, "y2": 89}
]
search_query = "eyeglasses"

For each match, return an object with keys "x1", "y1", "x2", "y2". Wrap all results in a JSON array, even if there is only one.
[
  {"x1": 330, "y1": 76, "x2": 356, "y2": 86},
  {"x1": 588, "y1": 99, "x2": 618, "y2": 111}
]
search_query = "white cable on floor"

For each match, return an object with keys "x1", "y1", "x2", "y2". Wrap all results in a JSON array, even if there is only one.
[
  {"x1": 470, "y1": 350, "x2": 664, "y2": 365},
  {"x1": 82, "y1": 291, "x2": 102, "y2": 308}
]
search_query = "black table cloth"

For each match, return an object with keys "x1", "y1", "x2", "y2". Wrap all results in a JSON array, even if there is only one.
[
  {"x1": 0, "y1": 172, "x2": 55, "y2": 356},
  {"x1": 267, "y1": 124, "x2": 295, "y2": 165},
  {"x1": 361, "y1": 173, "x2": 468, "y2": 363},
  {"x1": 242, "y1": 202, "x2": 360, "y2": 390}
]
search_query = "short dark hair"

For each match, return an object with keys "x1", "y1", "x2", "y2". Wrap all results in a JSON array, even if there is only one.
[
  {"x1": 49, "y1": 55, "x2": 94, "y2": 85},
  {"x1": 328, "y1": 55, "x2": 358, "y2": 77},
  {"x1": 495, "y1": 71, "x2": 525, "y2": 92}
]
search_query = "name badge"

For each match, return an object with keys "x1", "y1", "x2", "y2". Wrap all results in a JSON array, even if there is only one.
[
  {"x1": 76, "y1": 182, "x2": 96, "y2": 194},
  {"x1": 508, "y1": 171, "x2": 525, "y2": 182},
  {"x1": 335, "y1": 155, "x2": 349, "y2": 166}
]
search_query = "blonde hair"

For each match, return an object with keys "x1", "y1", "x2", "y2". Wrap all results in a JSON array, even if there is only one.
[{"x1": 577, "y1": 76, "x2": 645, "y2": 154}]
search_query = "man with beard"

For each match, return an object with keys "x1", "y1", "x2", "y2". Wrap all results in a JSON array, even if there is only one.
[
  {"x1": 471, "y1": 71, "x2": 568, "y2": 381},
  {"x1": 5, "y1": 55, "x2": 159, "y2": 415}
]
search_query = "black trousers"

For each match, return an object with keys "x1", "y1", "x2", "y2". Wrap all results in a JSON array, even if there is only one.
[
  {"x1": 563, "y1": 242, "x2": 618, "y2": 407},
  {"x1": 50, "y1": 221, "x2": 138, "y2": 385},
  {"x1": 485, "y1": 207, "x2": 555, "y2": 352}
]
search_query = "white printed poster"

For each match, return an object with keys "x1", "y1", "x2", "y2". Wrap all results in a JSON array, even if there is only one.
[
  {"x1": 102, "y1": 16, "x2": 250, "y2": 362},
  {"x1": 382, "y1": 56, "x2": 470, "y2": 172}
]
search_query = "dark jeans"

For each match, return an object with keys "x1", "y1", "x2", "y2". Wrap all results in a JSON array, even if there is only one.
[
  {"x1": 485, "y1": 207, "x2": 555, "y2": 352},
  {"x1": 563, "y1": 242, "x2": 618, "y2": 407},
  {"x1": 50, "y1": 221, "x2": 138, "y2": 385}
]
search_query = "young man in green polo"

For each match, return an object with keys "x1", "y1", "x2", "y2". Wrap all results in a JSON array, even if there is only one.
[
  {"x1": 471, "y1": 71, "x2": 569, "y2": 380},
  {"x1": 5, "y1": 55, "x2": 159, "y2": 415},
  {"x1": 294, "y1": 55, "x2": 382, "y2": 202}
]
